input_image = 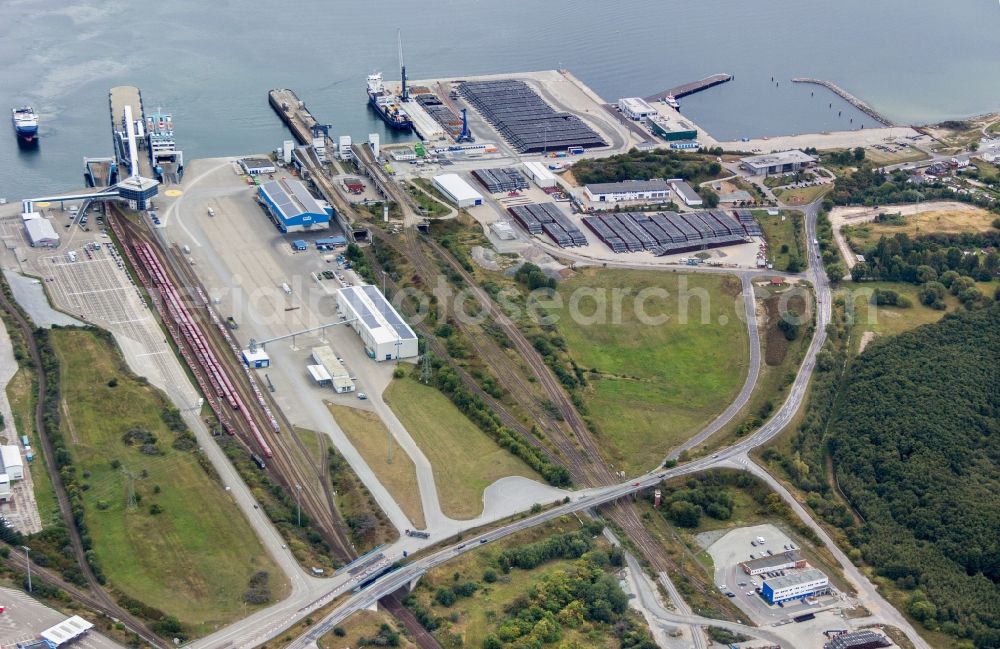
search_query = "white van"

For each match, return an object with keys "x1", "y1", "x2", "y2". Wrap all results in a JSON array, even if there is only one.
[
  {"x1": 207, "y1": 207, "x2": 215, "y2": 217},
  {"x1": 281, "y1": 282, "x2": 292, "y2": 295}
]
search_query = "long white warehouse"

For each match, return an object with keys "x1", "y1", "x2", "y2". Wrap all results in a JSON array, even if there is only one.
[
  {"x1": 522, "y1": 161, "x2": 557, "y2": 188},
  {"x1": 432, "y1": 173, "x2": 484, "y2": 208},
  {"x1": 336, "y1": 285, "x2": 418, "y2": 361}
]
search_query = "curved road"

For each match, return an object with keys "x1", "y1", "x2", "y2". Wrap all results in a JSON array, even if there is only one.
[
  {"x1": 669, "y1": 272, "x2": 761, "y2": 458},
  {"x1": 185, "y1": 201, "x2": 928, "y2": 649}
]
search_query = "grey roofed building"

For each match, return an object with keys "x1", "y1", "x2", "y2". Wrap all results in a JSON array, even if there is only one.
[
  {"x1": 670, "y1": 180, "x2": 703, "y2": 206},
  {"x1": 740, "y1": 150, "x2": 817, "y2": 176},
  {"x1": 24, "y1": 218, "x2": 60, "y2": 247},
  {"x1": 740, "y1": 550, "x2": 803, "y2": 574},
  {"x1": 824, "y1": 630, "x2": 892, "y2": 649},
  {"x1": 584, "y1": 179, "x2": 672, "y2": 196}
]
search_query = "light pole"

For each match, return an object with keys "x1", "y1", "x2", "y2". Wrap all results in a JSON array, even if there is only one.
[
  {"x1": 295, "y1": 484, "x2": 302, "y2": 527},
  {"x1": 21, "y1": 546, "x2": 31, "y2": 593}
]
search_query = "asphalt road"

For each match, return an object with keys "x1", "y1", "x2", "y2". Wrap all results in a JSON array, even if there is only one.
[
  {"x1": 669, "y1": 272, "x2": 762, "y2": 458},
  {"x1": 188, "y1": 200, "x2": 928, "y2": 649}
]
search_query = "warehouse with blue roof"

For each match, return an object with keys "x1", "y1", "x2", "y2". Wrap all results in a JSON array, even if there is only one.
[{"x1": 258, "y1": 178, "x2": 332, "y2": 232}]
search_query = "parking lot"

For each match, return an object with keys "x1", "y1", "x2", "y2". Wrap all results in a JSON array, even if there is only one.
[
  {"x1": 704, "y1": 524, "x2": 840, "y2": 625},
  {"x1": 0, "y1": 588, "x2": 121, "y2": 649}
]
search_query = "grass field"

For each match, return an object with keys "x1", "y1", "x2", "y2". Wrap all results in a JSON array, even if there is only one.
[
  {"x1": 756, "y1": 210, "x2": 806, "y2": 271},
  {"x1": 327, "y1": 404, "x2": 425, "y2": 529},
  {"x1": 553, "y1": 269, "x2": 749, "y2": 472},
  {"x1": 843, "y1": 281, "x2": 996, "y2": 349},
  {"x1": 5, "y1": 368, "x2": 60, "y2": 525},
  {"x1": 843, "y1": 205, "x2": 996, "y2": 248},
  {"x1": 319, "y1": 610, "x2": 415, "y2": 649},
  {"x1": 774, "y1": 184, "x2": 831, "y2": 206},
  {"x1": 383, "y1": 376, "x2": 539, "y2": 519},
  {"x1": 861, "y1": 147, "x2": 929, "y2": 166},
  {"x1": 51, "y1": 328, "x2": 281, "y2": 634},
  {"x1": 407, "y1": 182, "x2": 451, "y2": 218}
]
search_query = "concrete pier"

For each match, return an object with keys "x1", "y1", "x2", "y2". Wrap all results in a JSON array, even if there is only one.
[{"x1": 645, "y1": 73, "x2": 733, "y2": 102}]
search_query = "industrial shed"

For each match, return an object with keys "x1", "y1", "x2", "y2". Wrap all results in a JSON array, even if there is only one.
[
  {"x1": 24, "y1": 217, "x2": 60, "y2": 247},
  {"x1": 336, "y1": 285, "x2": 418, "y2": 361},
  {"x1": 522, "y1": 161, "x2": 557, "y2": 188},
  {"x1": 432, "y1": 174, "x2": 484, "y2": 208},
  {"x1": 40, "y1": 616, "x2": 94, "y2": 647},
  {"x1": 0, "y1": 446, "x2": 23, "y2": 481},
  {"x1": 258, "y1": 178, "x2": 332, "y2": 232},
  {"x1": 670, "y1": 180, "x2": 703, "y2": 206},
  {"x1": 584, "y1": 180, "x2": 672, "y2": 203},
  {"x1": 311, "y1": 346, "x2": 355, "y2": 393},
  {"x1": 761, "y1": 568, "x2": 830, "y2": 605}
]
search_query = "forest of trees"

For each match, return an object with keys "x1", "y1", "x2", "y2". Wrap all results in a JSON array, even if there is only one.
[
  {"x1": 572, "y1": 149, "x2": 723, "y2": 186},
  {"x1": 851, "y1": 228, "x2": 1000, "y2": 286},
  {"x1": 828, "y1": 305, "x2": 1000, "y2": 648},
  {"x1": 829, "y1": 166, "x2": 1000, "y2": 210}
]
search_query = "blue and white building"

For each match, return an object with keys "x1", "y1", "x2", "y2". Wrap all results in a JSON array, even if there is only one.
[
  {"x1": 258, "y1": 178, "x2": 332, "y2": 232},
  {"x1": 336, "y1": 285, "x2": 418, "y2": 361},
  {"x1": 761, "y1": 568, "x2": 830, "y2": 605}
]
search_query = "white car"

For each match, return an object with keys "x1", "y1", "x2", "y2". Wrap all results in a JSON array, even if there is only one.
[{"x1": 357, "y1": 392, "x2": 368, "y2": 400}]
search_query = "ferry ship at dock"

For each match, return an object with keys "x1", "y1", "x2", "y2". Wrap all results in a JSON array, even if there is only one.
[{"x1": 109, "y1": 86, "x2": 183, "y2": 184}]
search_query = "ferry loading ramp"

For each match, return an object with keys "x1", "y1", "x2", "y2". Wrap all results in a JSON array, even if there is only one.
[{"x1": 459, "y1": 79, "x2": 606, "y2": 153}]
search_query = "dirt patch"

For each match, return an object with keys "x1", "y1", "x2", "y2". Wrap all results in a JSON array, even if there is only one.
[{"x1": 857, "y1": 331, "x2": 876, "y2": 354}]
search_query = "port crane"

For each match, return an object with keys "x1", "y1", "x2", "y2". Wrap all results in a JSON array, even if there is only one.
[{"x1": 397, "y1": 29, "x2": 409, "y2": 102}]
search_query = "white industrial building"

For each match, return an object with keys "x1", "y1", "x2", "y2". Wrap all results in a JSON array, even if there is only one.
[
  {"x1": 740, "y1": 150, "x2": 817, "y2": 176},
  {"x1": 432, "y1": 173, "x2": 484, "y2": 208},
  {"x1": 311, "y1": 346, "x2": 355, "y2": 393},
  {"x1": 24, "y1": 217, "x2": 60, "y2": 247},
  {"x1": 41, "y1": 615, "x2": 95, "y2": 647},
  {"x1": 761, "y1": 568, "x2": 830, "y2": 605},
  {"x1": 670, "y1": 180, "x2": 704, "y2": 207},
  {"x1": 617, "y1": 97, "x2": 658, "y2": 121},
  {"x1": 0, "y1": 445, "x2": 23, "y2": 501},
  {"x1": 241, "y1": 347, "x2": 271, "y2": 368},
  {"x1": 584, "y1": 179, "x2": 672, "y2": 203},
  {"x1": 522, "y1": 161, "x2": 557, "y2": 188},
  {"x1": 1, "y1": 446, "x2": 24, "y2": 481},
  {"x1": 335, "y1": 286, "x2": 418, "y2": 361},
  {"x1": 307, "y1": 364, "x2": 332, "y2": 387},
  {"x1": 240, "y1": 157, "x2": 276, "y2": 175},
  {"x1": 338, "y1": 135, "x2": 353, "y2": 161}
]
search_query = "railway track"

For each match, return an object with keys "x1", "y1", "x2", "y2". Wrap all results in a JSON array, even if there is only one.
[
  {"x1": 110, "y1": 209, "x2": 356, "y2": 564},
  {"x1": 0, "y1": 272, "x2": 166, "y2": 647},
  {"x1": 410, "y1": 232, "x2": 716, "y2": 603},
  {"x1": 369, "y1": 231, "x2": 565, "y2": 463}
]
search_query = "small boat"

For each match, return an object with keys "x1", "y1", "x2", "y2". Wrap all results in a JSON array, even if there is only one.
[{"x1": 663, "y1": 95, "x2": 680, "y2": 109}]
